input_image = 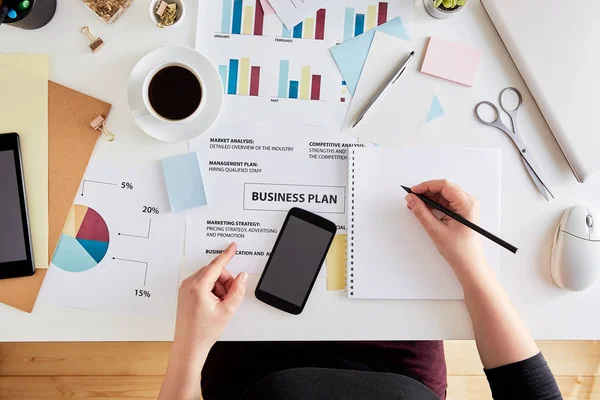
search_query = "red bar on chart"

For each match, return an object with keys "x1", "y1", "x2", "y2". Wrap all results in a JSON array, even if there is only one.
[
  {"x1": 377, "y1": 2, "x2": 388, "y2": 25},
  {"x1": 310, "y1": 75, "x2": 321, "y2": 100},
  {"x1": 250, "y1": 66, "x2": 261, "y2": 96},
  {"x1": 315, "y1": 9, "x2": 326, "y2": 40},
  {"x1": 254, "y1": 0, "x2": 264, "y2": 35}
]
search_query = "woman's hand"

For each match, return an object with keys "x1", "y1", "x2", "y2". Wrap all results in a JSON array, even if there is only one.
[
  {"x1": 172, "y1": 242, "x2": 248, "y2": 363},
  {"x1": 159, "y1": 243, "x2": 248, "y2": 400},
  {"x1": 405, "y1": 179, "x2": 486, "y2": 273},
  {"x1": 406, "y1": 180, "x2": 542, "y2": 372}
]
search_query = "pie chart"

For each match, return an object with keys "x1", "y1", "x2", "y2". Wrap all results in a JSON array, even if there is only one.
[{"x1": 52, "y1": 205, "x2": 110, "y2": 272}]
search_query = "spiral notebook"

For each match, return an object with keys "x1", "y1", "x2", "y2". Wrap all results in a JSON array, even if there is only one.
[{"x1": 347, "y1": 147, "x2": 502, "y2": 300}]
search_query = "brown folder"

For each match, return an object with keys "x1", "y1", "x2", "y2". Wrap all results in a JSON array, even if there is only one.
[{"x1": 0, "y1": 82, "x2": 111, "y2": 313}]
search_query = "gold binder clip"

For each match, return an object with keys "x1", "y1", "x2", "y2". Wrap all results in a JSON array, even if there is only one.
[
  {"x1": 90, "y1": 115, "x2": 115, "y2": 142},
  {"x1": 81, "y1": 26, "x2": 104, "y2": 52}
]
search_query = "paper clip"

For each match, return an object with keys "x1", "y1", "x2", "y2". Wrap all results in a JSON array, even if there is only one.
[{"x1": 90, "y1": 115, "x2": 115, "y2": 142}]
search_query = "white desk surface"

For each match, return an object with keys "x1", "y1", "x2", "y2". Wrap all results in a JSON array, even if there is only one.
[{"x1": 1, "y1": 0, "x2": 599, "y2": 342}]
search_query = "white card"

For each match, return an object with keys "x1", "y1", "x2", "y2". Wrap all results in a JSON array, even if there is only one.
[
  {"x1": 39, "y1": 160, "x2": 185, "y2": 319},
  {"x1": 343, "y1": 31, "x2": 434, "y2": 146}
]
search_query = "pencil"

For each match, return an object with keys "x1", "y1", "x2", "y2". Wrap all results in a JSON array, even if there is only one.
[{"x1": 402, "y1": 185, "x2": 518, "y2": 254}]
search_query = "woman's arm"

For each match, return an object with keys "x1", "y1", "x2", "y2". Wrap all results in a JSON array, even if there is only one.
[
  {"x1": 405, "y1": 179, "x2": 539, "y2": 368},
  {"x1": 159, "y1": 243, "x2": 248, "y2": 400}
]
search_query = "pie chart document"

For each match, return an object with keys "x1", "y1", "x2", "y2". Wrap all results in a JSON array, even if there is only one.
[{"x1": 39, "y1": 160, "x2": 186, "y2": 319}]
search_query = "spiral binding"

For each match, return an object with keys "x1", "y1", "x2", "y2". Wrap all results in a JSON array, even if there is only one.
[{"x1": 347, "y1": 150, "x2": 355, "y2": 297}]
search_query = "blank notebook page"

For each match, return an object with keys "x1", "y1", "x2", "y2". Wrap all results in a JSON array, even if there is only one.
[{"x1": 348, "y1": 147, "x2": 501, "y2": 300}]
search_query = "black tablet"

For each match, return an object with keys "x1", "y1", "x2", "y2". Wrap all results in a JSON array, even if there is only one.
[{"x1": 0, "y1": 133, "x2": 35, "y2": 279}]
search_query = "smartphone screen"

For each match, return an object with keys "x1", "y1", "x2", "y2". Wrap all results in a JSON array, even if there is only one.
[{"x1": 256, "y1": 208, "x2": 336, "y2": 314}]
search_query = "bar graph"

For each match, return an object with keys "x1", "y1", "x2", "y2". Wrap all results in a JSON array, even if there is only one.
[
  {"x1": 343, "y1": 2, "x2": 388, "y2": 41},
  {"x1": 278, "y1": 60, "x2": 322, "y2": 100},
  {"x1": 221, "y1": 0, "x2": 264, "y2": 35},
  {"x1": 281, "y1": 9, "x2": 326, "y2": 40},
  {"x1": 219, "y1": 58, "x2": 262, "y2": 96}
]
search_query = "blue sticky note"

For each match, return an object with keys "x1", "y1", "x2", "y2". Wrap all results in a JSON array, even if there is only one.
[
  {"x1": 426, "y1": 95, "x2": 445, "y2": 123},
  {"x1": 331, "y1": 17, "x2": 410, "y2": 95},
  {"x1": 161, "y1": 152, "x2": 207, "y2": 212}
]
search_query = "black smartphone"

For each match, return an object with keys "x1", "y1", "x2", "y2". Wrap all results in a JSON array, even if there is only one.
[
  {"x1": 255, "y1": 207, "x2": 337, "y2": 315},
  {"x1": 0, "y1": 133, "x2": 35, "y2": 279}
]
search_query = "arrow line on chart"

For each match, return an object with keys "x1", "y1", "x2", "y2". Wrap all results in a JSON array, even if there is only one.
[
  {"x1": 118, "y1": 218, "x2": 152, "y2": 239},
  {"x1": 80, "y1": 180, "x2": 117, "y2": 196},
  {"x1": 112, "y1": 257, "x2": 149, "y2": 286}
]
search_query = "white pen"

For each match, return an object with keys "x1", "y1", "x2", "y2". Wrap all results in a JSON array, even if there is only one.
[{"x1": 351, "y1": 50, "x2": 415, "y2": 129}]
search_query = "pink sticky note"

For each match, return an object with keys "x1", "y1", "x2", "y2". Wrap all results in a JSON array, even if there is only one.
[{"x1": 420, "y1": 37, "x2": 482, "y2": 87}]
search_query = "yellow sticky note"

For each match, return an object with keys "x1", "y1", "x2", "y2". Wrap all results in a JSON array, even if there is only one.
[
  {"x1": 0, "y1": 55, "x2": 49, "y2": 269},
  {"x1": 326, "y1": 234, "x2": 347, "y2": 291}
]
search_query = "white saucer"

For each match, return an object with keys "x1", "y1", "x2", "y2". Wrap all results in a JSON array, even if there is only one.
[{"x1": 127, "y1": 46, "x2": 224, "y2": 143}]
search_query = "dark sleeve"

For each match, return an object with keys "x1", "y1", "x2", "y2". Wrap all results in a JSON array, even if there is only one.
[{"x1": 484, "y1": 352, "x2": 562, "y2": 400}]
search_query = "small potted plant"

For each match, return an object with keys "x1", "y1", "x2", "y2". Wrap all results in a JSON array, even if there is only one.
[{"x1": 424, "y1": 0, "x2": 467, "y2": 19}]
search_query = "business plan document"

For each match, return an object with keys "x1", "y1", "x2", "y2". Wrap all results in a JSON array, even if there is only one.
[{"x1": 184, "y1": 121, "x2": 362, "y2": 277}]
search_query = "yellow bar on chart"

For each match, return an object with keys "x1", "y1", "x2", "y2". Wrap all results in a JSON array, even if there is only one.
[
  {"x1": 299, "y1": 66, "x2": 311, "y2": 99},
  {"x1": 366, "y1": 5, "x2": 377, "y2": 30},
  {"x1": 325, "y1": 234, "x2": 347, "y2": 291},
  {"x1": 303, "y1": 17, "x2": 315, "y2": 39},
  {"x1": 242, "y1": 6, "x2": 254, "y2": 35},
  {"x1": 238, "y1": 57, "x2": 250, "y2": 95}
]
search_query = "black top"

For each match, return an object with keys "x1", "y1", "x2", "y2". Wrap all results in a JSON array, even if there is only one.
[{"x1": 241, "y1": 353, "x2": 562, "y2": 400}]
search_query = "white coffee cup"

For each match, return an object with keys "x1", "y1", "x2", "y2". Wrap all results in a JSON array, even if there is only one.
[{"x1": 132, "y1": 61, "x2": 205, "y2": 123}]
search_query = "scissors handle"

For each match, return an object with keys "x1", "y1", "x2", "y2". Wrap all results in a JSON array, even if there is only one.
[
  {"x1": 499, "y1": 87, "x2": 523, "y2": 134},
  {"x1": 499, "y1": 87, "x2": 523, "y2": 114},
  {"x1": 474, "y1": 101, "x2": 505, "y2": 128}
]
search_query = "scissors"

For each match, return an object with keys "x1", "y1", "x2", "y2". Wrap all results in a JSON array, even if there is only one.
[{"x1": 475, "y1": 87, "x2": 554, "y2": 201}]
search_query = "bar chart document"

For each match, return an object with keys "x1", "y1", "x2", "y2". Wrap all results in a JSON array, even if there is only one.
[
  {"x1": 184, "y1": 121, "x2": 364, "y2": 277},
  {"x1": 196, "y1": 0, "x2": 413, "y2": 127},
  {"x1": 39, "y1": 160, "x2": 185, "y2": 319}
]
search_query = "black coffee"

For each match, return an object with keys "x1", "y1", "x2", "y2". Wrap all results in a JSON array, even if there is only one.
[{"x1": 148, "y1": 66, "x2": 202, "y2": 121}]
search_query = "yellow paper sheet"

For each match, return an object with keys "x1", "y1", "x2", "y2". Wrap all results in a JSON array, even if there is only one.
[
  {"x1": 0, "y1": 55, "x2": 49, "y2": 269},
  {"x1": 325, "y1": 234, "x2": 347, "y2": 291}
]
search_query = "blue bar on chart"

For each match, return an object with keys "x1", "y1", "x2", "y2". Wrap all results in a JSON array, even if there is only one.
[
  {"x1": 289, "y1": 81, "x2": 299, "y2": 99},
  {"x1": 218, "y1": 65, "x2": 228, "y2": 92},
  {"x1": 344, "y1": 7, "x2": 355, "y2": 41},
  {"x1": 278, "y1": 60, "x2": 289, "y2": 98},
  {"x1": 282, "y1": 25, "x2": 291, "y2": 38},
  {"x1": 231, "y1": 0, "x2": 243, "y2": 34},
  {"x1": 293, "y1": 22, "x2": 303, "y2": 38},
  {"x1": 354, "y1": 13, "x2": 365, "y2": 36},
  {"x1": 227, "y1": 59, "x2": 239, "y2": 95},
  {"x1": 221, "y1": 0, "x2": 232, "y2": 33}
]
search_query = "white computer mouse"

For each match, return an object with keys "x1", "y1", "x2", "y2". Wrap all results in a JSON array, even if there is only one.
[{"x1": 551, "y1": 205, "x2": 600, "y2": 291}]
